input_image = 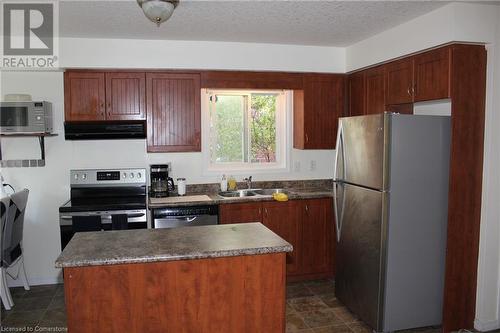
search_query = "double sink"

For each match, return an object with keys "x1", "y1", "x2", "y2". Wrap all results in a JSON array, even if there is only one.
[{"x1": 218, "y1": 188, "x2": 289, "y2": 199}]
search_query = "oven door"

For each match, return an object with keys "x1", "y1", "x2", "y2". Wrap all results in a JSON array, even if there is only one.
[{"x1": 59, "y1": 209, "x2": 147, "y2": 250}]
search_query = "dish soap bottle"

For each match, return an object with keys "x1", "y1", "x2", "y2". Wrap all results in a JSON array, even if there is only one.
[
  {"x1": 228, "y1": 175, "x2": 237, "y2": 191},
  {"x1": 220, "y1": 174, "x2": 228, "y2": 192}
]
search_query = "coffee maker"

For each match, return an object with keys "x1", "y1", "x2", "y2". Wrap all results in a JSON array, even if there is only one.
[{"x1": 150, "y1": 164, "x2": 174, "y2": 197}]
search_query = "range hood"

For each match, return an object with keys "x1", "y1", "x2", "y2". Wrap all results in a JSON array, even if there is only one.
[{"x1": 64, "y1": 121, "x2": 146, "y2": 140}]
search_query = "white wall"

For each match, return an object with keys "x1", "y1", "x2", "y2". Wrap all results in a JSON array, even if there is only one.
[
  {"x1": 475, "y1": 6, "x2": 500, "y2": 331},
  {"x1": 346, "y1": 2, "x2": 498, "y2": 72},
  {"x1": 0, "y1": 39, "x2": 344, "y2": 286},
  {"x1": 346, "y1": 2, "x2": 500, "y2": 330},
  {"x1": 60, "y1": 38, "x2": 346, "y2": 72}
]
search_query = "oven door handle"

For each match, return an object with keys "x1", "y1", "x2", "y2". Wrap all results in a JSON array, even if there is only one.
[{"x1": 101, "y1": 213, "x2": 146, "y2": 220}]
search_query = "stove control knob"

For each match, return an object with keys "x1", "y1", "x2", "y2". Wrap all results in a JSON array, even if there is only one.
[
  {"x1": 130, "y1": 173, "x2": 135, "y2": 179},
  {"x1": 82, "y1": 174, "x2": 87, "y2": 180},
  {"x1": 123, "y1": 172, "x2": 127, "y2": 179},
  {"x1": 137, "y1": 172, "x2": 142, "y2": 179},
  {"x1": 74, "y1": 174, "x2": 78, "y2": 180}
]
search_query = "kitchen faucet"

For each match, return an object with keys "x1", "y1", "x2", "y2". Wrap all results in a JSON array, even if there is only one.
[{"x1": 243, "y1": 176, "x2": 253, "y2": 189}]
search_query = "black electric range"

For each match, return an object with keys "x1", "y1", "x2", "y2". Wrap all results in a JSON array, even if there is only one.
[{"x1": 58, "y1": 168, "x2": 147, "y2": 249}]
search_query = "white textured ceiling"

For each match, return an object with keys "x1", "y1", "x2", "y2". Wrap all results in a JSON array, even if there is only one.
[{"x1": 60, "y1": 1, "x2": 449, "y2": 47}]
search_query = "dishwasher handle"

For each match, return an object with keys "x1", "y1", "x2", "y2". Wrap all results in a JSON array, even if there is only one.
[
  {"x1": 153, "y1": 214, "x2": 218, "y2": 229},
  {"x1": 173, "y1": 216, "x2": 198, "y2": 223}
]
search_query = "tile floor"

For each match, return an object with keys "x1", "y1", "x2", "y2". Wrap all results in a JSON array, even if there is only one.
[
  {"x1": 0, "y1": 283, "x2": 66, "y2": 330},
  {"x1": 0, "y1": 279, "x2": 454, "y2": 333}
]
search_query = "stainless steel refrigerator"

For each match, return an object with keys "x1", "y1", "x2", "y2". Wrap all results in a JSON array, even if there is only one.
[{"x1": 334, "y1": 113, "x2": 450, "y2": 332}]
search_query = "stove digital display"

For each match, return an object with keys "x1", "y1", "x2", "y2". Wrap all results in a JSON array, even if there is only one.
[{"x1": 96, "y1": 171, "x2": 120, "y2": 181}]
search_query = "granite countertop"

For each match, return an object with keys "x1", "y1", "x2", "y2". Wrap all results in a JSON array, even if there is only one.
[
  {"x1": 148, "y1": 185, "x2": 334, "y2": 208},
  {"x1": 55, "y1": 223, "x2": 293, "y2": 268}
]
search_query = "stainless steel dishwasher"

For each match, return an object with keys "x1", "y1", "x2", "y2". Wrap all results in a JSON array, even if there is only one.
[{"x1": 152, "y1": 205, "x2": 218, "y2": 228}]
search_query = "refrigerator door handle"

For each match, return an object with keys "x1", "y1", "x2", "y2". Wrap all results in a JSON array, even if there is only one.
[
  {"x1": 334, "y1": 121, "x2": 342, "y2": 181},
  {"x1": 333, "y1": 181, "x2": 345, "y2": 243}
]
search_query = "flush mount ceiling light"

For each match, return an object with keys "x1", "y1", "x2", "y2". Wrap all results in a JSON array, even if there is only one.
[{"x1": 137, "y1": 0, "x2": 179, "y2": 27}]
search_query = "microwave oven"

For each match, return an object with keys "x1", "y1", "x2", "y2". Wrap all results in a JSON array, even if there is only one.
[{"x1": 0, "y1": 101, "x2": 53, "y2": 133}]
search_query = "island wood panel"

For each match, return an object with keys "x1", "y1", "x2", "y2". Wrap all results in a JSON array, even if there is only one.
[
  {"x1": 413, "y1": 47, "x2": 451, "y2": 102},
  {"x1": 442, "y1": 44, "x2": 486, "y2": 333},
  {"x1": 385, "y1": 57, "x2": 414, "y2": 105},
  {"x1": 364, "y1": 66, "x2": 386, "y2": 115},
  {"x1": 64, "y1": 71, "x2": 106, "y2": 121},
  {"x1": 262, "y1": 201, "x2": 302, "y2": 275},
  {"x1": 219, "y1": 202, "x2": 263, "y2": 224},
  {"x1": 105, "y1": 72, "x2": 146, "y2": 120},
  {"x1": 301, "y1": 198, "x2": 334, "y2": 276},
  {"x1": 348, "y1": 71, "x2": 365, "y2": 116},
  {"x1": 64, "y1": 253, "x2": 286, "y2": 333},
  {"x1": 200, "y1": 70, "x2": 304, "y2": 89},
  {"x1": 146, "y1": 73, "x2": 201, "y2": 152}
]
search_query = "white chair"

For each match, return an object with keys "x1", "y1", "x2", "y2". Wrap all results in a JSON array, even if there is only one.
[{"x1": 1, "y1": 189, "x2": 30, "y2": 310}]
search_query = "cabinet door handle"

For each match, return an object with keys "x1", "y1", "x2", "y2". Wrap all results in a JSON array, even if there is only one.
[
  {"x1": 305, "y1": 134, "x2": 309, "y2": 143},
  {"x1": 264, "y1": 208, "x2": 268, "y2": 215},
  {"x1": 412, "y1": 85, "x2": 416, "y2": 97},
  {"x1": 259, "y1": 208, "x2": 262, "y2": 215},
  {"x1": 305, "y1": 204, "x2": 309, "y2": 213},
  {"x1": 407, "y1": 87, "x2": 411, "y2": 97}
]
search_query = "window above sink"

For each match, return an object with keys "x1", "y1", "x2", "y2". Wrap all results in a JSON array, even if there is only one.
[{"x1": 201, "y1": 89, "x2": 291, "y2": 175}]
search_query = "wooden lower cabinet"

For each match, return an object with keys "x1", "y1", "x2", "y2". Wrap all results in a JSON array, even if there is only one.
[
  {"x1": 301, "y1": 199, "x2": 334, "y2": 276},
  {"x1": 262, "y1": 201, "x2": 302, "y2": 275},
  {"x1": 219, "y1": 198, "x2": 334, "y2": 280},
  {"x1": 219, "y1": 202, "x2": 262, "y2": 224}
]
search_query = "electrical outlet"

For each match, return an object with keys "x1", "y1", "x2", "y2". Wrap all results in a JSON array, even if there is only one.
[
  {"x1": 310, "y1": 160, "x2": 317, "y2": 171},
  {"x1": 294, "y1": 161, "x2": 301, "y2": 172}
]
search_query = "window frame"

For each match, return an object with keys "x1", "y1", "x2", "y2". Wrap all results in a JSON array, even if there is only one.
[{"x1": 201, "y1": 88, "x2": 291, "y2": 175}]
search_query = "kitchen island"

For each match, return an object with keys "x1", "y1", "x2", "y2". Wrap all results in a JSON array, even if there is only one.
[{"x1": 55, "y1": 223, "x2": 292, "y2": 333}]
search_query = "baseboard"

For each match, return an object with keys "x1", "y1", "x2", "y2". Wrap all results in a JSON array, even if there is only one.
[
  {"x1": 474, "y1": 318, "x2": 500, "y2": 332},
  {"x1": 7, "y1": 275, "x2": 63, "y2": 287}
]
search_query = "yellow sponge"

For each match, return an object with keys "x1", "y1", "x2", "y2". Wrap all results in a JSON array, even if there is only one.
[{"x1": 272, "y1": 193, "x2": 289, "y2": 202}]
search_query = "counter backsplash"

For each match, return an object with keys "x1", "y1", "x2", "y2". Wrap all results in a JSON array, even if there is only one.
[{"x1": 173, "y1": 178, "x2": 333, "y2": 195}]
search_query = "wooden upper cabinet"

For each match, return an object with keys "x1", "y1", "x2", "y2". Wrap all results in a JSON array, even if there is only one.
[
  {"x1": 219, "y1": 202, "x2": 262, "y2": 224},
  {"x1": 294, "y1": 74, "x2": 344, "y2": 149},
  {"x1": 414, "y1": 47, "x2": 451, "y2": 102},
  {"x1": 64, "y1": 72, "x2": 105, "y2": 121},
  {"x1": 301, "y1": 198, "x2": 334, "y2": 275},
  {"x1": 146, "y1": 73, "x2": 201, "y2": 152},
  {"x1": 262, "y1": 201, "x2": 302, "y2": 275},
  {"x1": 348, "y1": 71, "x2": 365, "y2": 117},
  {"x1": 385, "y1": 58, "x2": 414, "y2": 105},
  {"x1": 364, "y1": 66, "x2": 386, "y2": 115},
  {"x1": 105, "y1": 72, "x2": 146, "y2": 120}
]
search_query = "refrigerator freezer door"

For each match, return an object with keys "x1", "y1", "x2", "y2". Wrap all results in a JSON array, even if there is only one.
[
  {"x1": 335, "y1": 183, "x2": 386, "y2": 331},
  {"x1": 341, "y1": 114, "x2": 387, "y2": 190}
]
